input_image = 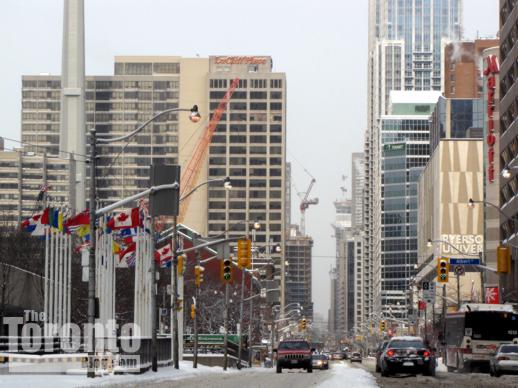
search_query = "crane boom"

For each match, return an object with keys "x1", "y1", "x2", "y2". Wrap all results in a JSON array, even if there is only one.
[
  {"x1": 179, "y1": 77, "x2": 240, "y2": 222},
  {"x1": 299, "y1": 177, "x2": 318, "y2": 235}
]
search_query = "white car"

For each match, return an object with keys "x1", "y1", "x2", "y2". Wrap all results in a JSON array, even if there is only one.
[{"x1": 490, "y1": 344, "x2": 518, "y2": 377}]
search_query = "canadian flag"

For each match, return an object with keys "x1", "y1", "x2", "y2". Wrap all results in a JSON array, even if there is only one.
[
  {"x1": 154, "y1": 244, "x2": 173, "y2": 266},
  {"x1": 107, "y1": 208, "x2": 141, "y2": 230}
]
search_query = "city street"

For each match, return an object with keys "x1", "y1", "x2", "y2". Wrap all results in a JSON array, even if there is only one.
[{"x1": 350, "y1": 357, "x2": 518, "y2": 388}]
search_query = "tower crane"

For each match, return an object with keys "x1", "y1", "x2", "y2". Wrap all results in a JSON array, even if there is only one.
[
  {"x1": 296, "y1": 174, "x2": 318, "y2": 236},
  {"x1": 178, "y1": 77, "x2": 240, "y2": 222}
]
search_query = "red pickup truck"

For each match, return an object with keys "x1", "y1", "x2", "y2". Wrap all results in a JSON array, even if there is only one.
[{"x1": 274, "y1": 339, "x2": 314, "y2": 373}]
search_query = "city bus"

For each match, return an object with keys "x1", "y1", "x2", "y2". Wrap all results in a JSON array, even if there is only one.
[{"x1": 445, "y1": 303, "x2": 518, "y2": 373}]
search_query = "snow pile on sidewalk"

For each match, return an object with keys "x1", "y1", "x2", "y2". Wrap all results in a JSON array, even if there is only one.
[
  {"x1": 0, "y1": 361, "x2": 240, "y2": 388},
  {"x1": 436, "y1": 357, "x2": 447, "y2": 373},
  {"x1": 318, "y1": 362, "x2": 378, "y2": 388}
]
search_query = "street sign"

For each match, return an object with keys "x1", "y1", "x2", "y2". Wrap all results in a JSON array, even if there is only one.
[
  {"x1": 260, "y1": 288, "x2": 266, "y2": 298},
  {"x1": 422, "y1": 281, "x2": 430, "y2": 290},
  {"x1": 449, "y1": 258, "x2": 480, "y2": 265},
  {"x1": 454, "y1": 265, "x2": 465, "y2": 276}
]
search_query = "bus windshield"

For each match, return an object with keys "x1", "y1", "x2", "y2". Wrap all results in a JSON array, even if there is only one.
[{"x1": 466, "y1": 311, "x2": 518, "y2": 341}]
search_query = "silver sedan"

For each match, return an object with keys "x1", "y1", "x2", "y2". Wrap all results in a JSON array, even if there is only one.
[{"x1": 490, "y1": 344, "x2": 518, "y2": 377}]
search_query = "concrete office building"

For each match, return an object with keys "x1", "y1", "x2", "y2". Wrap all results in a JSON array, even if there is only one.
[
  {"x1": 364, "y1": 0, "x2": 462, "y2": 318},
  {"x1": 417, "y1": 139, "x2": 484, "y2": 304},
  {"x1": 206, "y1": 56, "x2": 286, "y2": 281},
  {"x1": 285, "y1": 225, "x2": 313, "y2": 320},
  {"x1": 444, "y1": 39, "x2": 499, "y2": 99},
  {"x1": 21, "y1": 56, "x2": 208, "y2": 231},
  {"x1": 499, "y1": 1, "x2": 518, "y2": 301},
  {"x1": 0, "y1": 147, "x2": 69, "y2": 225}
]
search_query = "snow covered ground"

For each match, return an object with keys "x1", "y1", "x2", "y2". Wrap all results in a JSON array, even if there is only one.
[
  {"x1": 317, "y1": 361, "x2": 378, "y2": 388},
  {"x1": 0, "y1": 361, "x2": 246, "y2": 388}
]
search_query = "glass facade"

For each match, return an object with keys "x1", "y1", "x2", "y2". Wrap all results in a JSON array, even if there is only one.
[
  {"x1": 380, "y1": 117, "x2": 430, "y2": 317},
  {"x1": 430, "y1": 96, "x2": 484, "y2": 154}
]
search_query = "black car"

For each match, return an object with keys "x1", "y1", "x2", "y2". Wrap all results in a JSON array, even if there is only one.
[
  {"x1": 375, "y1": 341, "x2": 389, "y2": 372},
  {"x1": 312, "y1": 354, "x2": 329, "y2": 370},
  {"x1": 379, "y1": 336, "x2": 435, "y2": 377}
]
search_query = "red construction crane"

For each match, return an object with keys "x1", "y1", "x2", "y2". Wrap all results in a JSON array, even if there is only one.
[{"x1": 179, "y1": 77, "x2": 240, "y2": 222}]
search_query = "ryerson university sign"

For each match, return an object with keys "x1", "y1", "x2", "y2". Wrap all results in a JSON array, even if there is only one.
[{"x1": 440, "y1": 234, "x2": 484, "y2": 255}]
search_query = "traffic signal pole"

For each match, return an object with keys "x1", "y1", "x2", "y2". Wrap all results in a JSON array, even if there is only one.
[
  {"x1": 237, "y1": 267, "x2": 245, "y2": 369},
  {"x1": 193, "y1": 248, "x2": 200, "y2": 368},
  {"x1": 223, "y1": 187, "x2": 230, "y2": 371}
]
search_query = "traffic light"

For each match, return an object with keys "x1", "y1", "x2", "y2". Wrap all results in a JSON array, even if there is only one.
[
  {"x1": 194, "y1": 265, "x2": 204, "y2": 287},
  {"x1": 301, "y1": 318, "x2": 307, "y2": 330},
  {"x1": 190, "y1": 303, "x2": 196, "y2": 320},
  {"x1": 221, "y1": 257, "x2": 233, "y2": 283},
  {"x1": 437, "y1": 258, "x2": 450, "y2": 283},
  {"x1": 497, "y1": 246, "x2": 511, "y2": 273},
  {"x1": 237, "y1": 239, "x2": 252, "y2": 269},
  {"x1": 380, "y1": 320, "x2": 386, "y2": 332},
  {"x1": 176, "y1": 298, "x2": 183, "y2": 311},
  {"x1": 177, "y1": 255, "x2": 185, "y2": 276}
]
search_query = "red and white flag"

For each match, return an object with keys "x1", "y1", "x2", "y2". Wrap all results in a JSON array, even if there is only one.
[
  {"x1": 485, "y1": 287, "x2": 499, "y2": 304},
  {"x1": 107, "y1": 208, "x2": 141, "y2": 230},
  {"x1": 154, "y1": 244, "x2": 173, "y2": 266},
  {"x1": 118, "y1": 242, "x2": 136, "y2": 263}
]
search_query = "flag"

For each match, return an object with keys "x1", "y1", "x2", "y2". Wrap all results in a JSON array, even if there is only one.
[
  {"x1": 118, "y1": 242, "x2": 136, "y2": 263},
  {"x1": 21, "y1": 213, "x2": 42, "y2": 233},
  {"x1": 50, "y1": 208, "x2": 60, "y2": 229},
  {"x1": 36, "y1": 184, "x2": 49, "y2": 201},
  {"x1": 470, "y1": 280, "x2": 479, "y2": 303},
  {"x1": 41, "y1": 208, "x2": 50, "y2": 225},
  {"x1": 112, "y1": 241, "x2": 121, "y2": 254},
  {"x1": 485, "y1": 287, "x2": 499, "y2": 304},
  {"x1": 107, "y1": 208, "x2": 140, "y2": 230},
  {"x1": 77, "y1": 224, "x2": 90, "y2": 238},
  {"x1": 118, "y1": 227, "x2": 138, "y2": 237},
  {"x1": 125, "y1": 252, "x2": 136, "y2": 267},
  {"x1": 155, "y1": 244, "x2": 173, "y2": 266},
  {"x1": 64, "y1": 210, "x2": 90, "y2": 228},
  {"x1": 58, "y1": 211, "x2": 64, "y2": 232}
]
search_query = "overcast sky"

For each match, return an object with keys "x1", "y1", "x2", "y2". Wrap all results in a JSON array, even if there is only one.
[{"x1": 0, "y1": 0, "x2": 499, "y2": 319}]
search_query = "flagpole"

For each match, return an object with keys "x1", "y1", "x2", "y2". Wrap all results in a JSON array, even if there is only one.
[{"x1": 44, "y1": 224, "x2": 49, "y2": 336}]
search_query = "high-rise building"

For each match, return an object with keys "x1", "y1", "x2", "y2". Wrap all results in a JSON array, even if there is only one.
[
  {"x1": 285, "y1": 225, "x2": 313, "y2": 320},
  {"x1": 206, "y1": 56, "x2": 286, "y2": 296},
  {"x1": 19, "y1": 54, "x2": 288, "y2": 303},
  {"x1": 499, "y1": 0, "x2": 518, "y2": 299},
  {"x1": 378, "y1": 91, "x2": 440, "y2": 318},
  {"x1": 444, "y1": 39, "x2": 499, "y2": 99},
  {"x1": 364, "y1": 0, "x2": 462, "y2": 319},
  {"x1": 351, "y1": 153, "x2": 365, "y2": 229}
]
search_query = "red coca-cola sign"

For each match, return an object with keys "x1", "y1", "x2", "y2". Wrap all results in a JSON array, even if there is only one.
[{"x1": 484, "y1": 55, "x2": 499, "y2": 183}]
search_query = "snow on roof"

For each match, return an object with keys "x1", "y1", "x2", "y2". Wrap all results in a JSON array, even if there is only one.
[
  {"x1": 389, "y1": 336, "x2": 423, "y2": 341},
  {"x1": 389, "y1": 90, "x2": 442, "y2": 105},
  {"x1": 458, "y1": 303, "x2": 516, "y2": 313}
]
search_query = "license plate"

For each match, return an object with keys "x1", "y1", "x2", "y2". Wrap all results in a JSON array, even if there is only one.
[
  {"x1": 403, "y1": 362, "x2": 414, "y2": 367},
  {"x1": 291, "y1": 360, "x2": 298, "y2": 364}
]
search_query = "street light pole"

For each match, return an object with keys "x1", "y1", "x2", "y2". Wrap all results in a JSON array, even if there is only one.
[
  {"x1": 172, "y1": 215, "x2": 179, "y2": 369},
  {"x1": 223, "y1": 181, "x2": 231, "y2": 371},
  {"x1": 87, "y1": 128, "x2": 97, "y2": 378},
  {"x1": 150, "y1": 212, "x2": 157, "y2": 372},
  {"x1": 193, "y1": 247, "x2": 201, "y2": 368}
]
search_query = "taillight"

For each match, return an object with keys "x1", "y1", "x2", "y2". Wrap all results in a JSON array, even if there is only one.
[
  {"x1": 423, "y1": 350, "x2": 430, "y2": 357},
  {"x1": 386, "y1": 349, "x2": 395, "y2": 357},
  {"x1": 498, "y1": 356, "x2": 510, "y2": 361}
]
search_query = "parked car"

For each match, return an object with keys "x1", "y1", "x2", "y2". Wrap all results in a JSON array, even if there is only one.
[
  {"x1": 375, "y1": 341, "x2": 389, "y2": 372},
  {"x1": 379, "y1": 336, "x2": 436, "y2": 377},
  {"x1": 490, "y1": 344, "x2": 518, "y2": 377},
  {"x1": 350, "y1": 352, "x2": 362, "y2": 363},
  {"x1": 274, "y1": 339, "x2": 314, "y2": 373},
  {"x1": 312, "y1": 354, "x2": 329, "y2": 370}
]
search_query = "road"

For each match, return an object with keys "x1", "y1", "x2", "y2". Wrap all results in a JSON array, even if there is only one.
[
  {"x1": 350, "y1": 357, "x2": 518, "y2": 387},
  {"x1": 103, "y1": 358, "x2": 518, "y2": 388}
]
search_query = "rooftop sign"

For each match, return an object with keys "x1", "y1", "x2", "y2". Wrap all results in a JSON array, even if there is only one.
[{"x1": 214, "y1": 56, "x2": 268, "y2": 65}]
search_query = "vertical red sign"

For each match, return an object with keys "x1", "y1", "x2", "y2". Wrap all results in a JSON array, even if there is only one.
[
  {"x1": 485, "y1": 287, "x2": 500, "y2": 304},
  {"x1": 484, "y1": 55, "x2": 500, "y2": 183}
]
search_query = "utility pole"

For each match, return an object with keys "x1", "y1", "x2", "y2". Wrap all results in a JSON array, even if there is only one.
[
  {"x1": 193, "y1": 248, "x2": 201, "y2": 368},
  {"x1": 456, "y1": 271, "x2": 460, "y2": 310},
  {"x1": 442, "y1": 284, "x2": 446, "y2": 353},
  {"x1": 87, "y1": 128, "x2": 97, "y2": 378},
  {"x1": 248, "y1": 293, "x2": 253, "y2": 368},
  {"x1": 150, "y1": 210, "x2": 157, "y2": 372},
  {"x1": 223, "y1": 186, "x2": 230, "y2": 371},
  {"x1": 172, "y1": 216, "x2": 179, "y2": 369}
]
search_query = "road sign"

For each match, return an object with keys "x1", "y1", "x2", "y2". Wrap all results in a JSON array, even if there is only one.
[
  {"x1": 422, "y1": 281, "x2": 430, "y2": 290},
  {"x1": 454, "y1": 265, "x2": 465, "y2": 276},
  {"x1": 449, "y1": 258, "x2": 480, "y2": 265},
  {"x1": 423, "y1": 281, "x2": 435, "y2": 303}
]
